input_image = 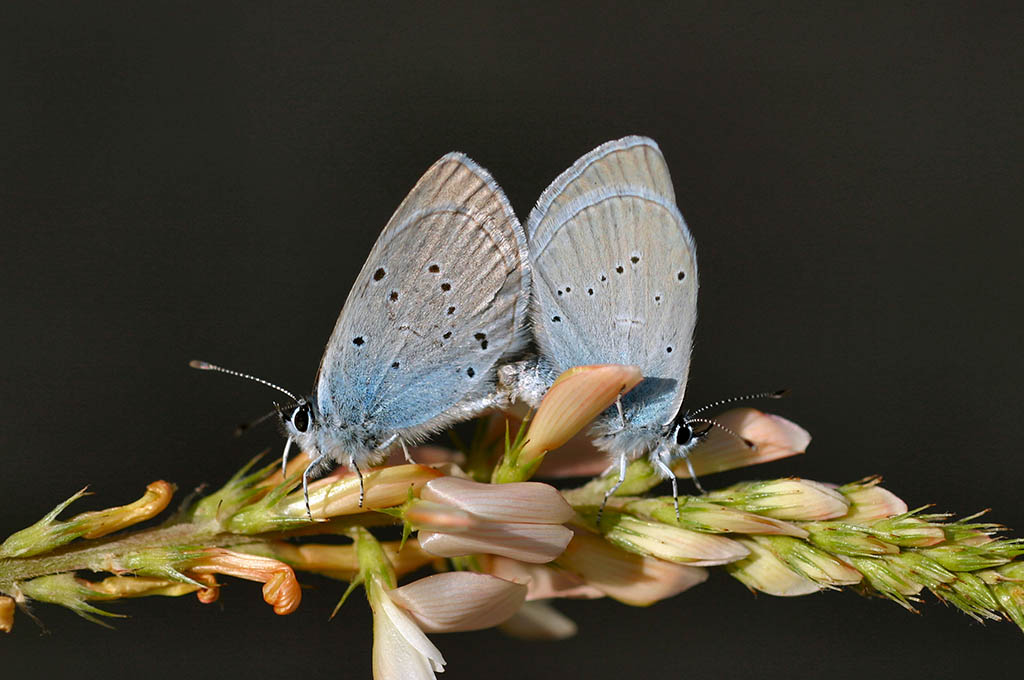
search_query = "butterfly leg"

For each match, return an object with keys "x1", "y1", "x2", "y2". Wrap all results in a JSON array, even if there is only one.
[
  {"x1": 302, "y1": 453, "x2": 328, "y2": 522},
  {"x1": 613, "y1": 395, "x2": 626, "y2": 431},
  {"x1": 597, "y1": 453, "x2": 629, "y2": 526},
  {"x1": 400, "y1": 438, "x2": 414, "y2": 464},
  {"x1": 678, "y1": 449, "x2": 706, "y2": 495},
  {"x1": 281, "y1": 437, "x2": 294, "y2": 476},
  {"x1": 350, "y1": 455, "x2": 365, "y2": 508},
  {"x1": 651, "y1": 452, "x2": 681, "y2": 519}
]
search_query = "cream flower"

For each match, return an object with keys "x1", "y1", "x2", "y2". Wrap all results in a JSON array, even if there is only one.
[
  {"x1": 416, "y1": 477, "x2": 574, "y2": 563},
  {"x1": 369, "y1": 574, "x2": 446, "y2": 680}
]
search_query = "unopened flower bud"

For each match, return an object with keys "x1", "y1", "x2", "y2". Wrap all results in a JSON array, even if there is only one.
[
  {"x1": 807, "y1": 524, "x2": 898, "y2": 557},
  {"x1": 868, "y1": 516, "x2": 946, "y2": 548},
  {"x1": 595, "y1": 510, "x2": 750, "y2": 566},
  {"x1": 838, "y1": 478, "x2": 908, "y2": 522},
  {"x1": 18, "y1": 573, "x2": 125, "y2": 627},
  {"x1": 706, "y1": 478, "x2": 850, "y2": 521},
  {"x1": 726, "y1": 538, "x2": 821, "y2": 597},
  {"x1": 752, "y1": 535, "x2": 862, "y2": 587},
  {"x1": 624, "y1": 498, "x2": 807, "y2": 538},
  {"x1": 992, "y1": 581, "x2": 1024, "y2": 631}
]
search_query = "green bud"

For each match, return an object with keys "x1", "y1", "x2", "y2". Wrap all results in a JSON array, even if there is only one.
[
  {"x1": 995, "y1": 561, "x2": 1024, "y2": 581},
  {"x1": 867, "y1": 516, "x2": 946, "y2": 547},
  {"x1": 806, "y1": 523, "x2": 898, "y2": 557},
  {"x1": 591, "y1": 509, "x2": 750, "y2": 566},
  {"x1": 991, "y1": 581, "x2": 1024, "y2": 633},
  {"x1": 753, "y1": 535, "x2": 861, "y2": 587},
  {"x1": 116, "y1": 546, "x2": 207, "y2": 586},
  {"x1": 704, "y1": 479, "x2": 849, "y2": 521},
  {"x1": 725, "y1": 537, "x2": 821, "y2": 596},
  {"x1": 920, "y1": 539, "x2": 1024, "y2": 572},
  {"x1": 0, "y1": 489, "x2": 90, "y2": 558},
  {"x1": 18, "y1": 573, "x2": 125, "y2": 628},
  {"x1": 846, "y1": 556, "x2": 922, "y2": 610},
  {"x1": 932, "y1": 572, "x2": 1002, "y2": 622},
  {"x1": 191, "y1": 454, "x2": 279, "y2": 524},
  {"x1": 354, "y1": 526, "x2": 396, "y2": 589},
  {"x1": 624, "y1": 498, "x2": 807, "y2": 537},
  {"x1": 225, "y1": 473, "x2": 310, "y2": 534},
  {"x1": 886, "y1": 552, "x2": 955, "y2": 588}
]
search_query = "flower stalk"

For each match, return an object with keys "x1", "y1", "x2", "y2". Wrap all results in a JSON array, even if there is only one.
[{"x1": 0, "y1": 364, "x2": 1021, "y2": 675}]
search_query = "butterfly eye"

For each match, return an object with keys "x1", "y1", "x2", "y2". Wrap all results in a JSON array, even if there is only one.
[
  {"x1": 674, "y1": 423, "x2": 694, "y2": 446},
  {"x1": 291, "y1": 405, "x2": 310, "y2": 433}
]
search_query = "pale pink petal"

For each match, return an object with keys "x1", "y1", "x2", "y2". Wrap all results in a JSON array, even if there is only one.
[
  {"x1": 418, "y1": 522, "x2": 573, "y2": 564},
  {"x1": 673, "y1": 409, "x2": 810, "y2": 478},
  {"x1": 520, "y1": 364, "x2": 643, "y2": 463},
  {"x1": 499, "y1": 601, "x2": 578, "y2": 640},
  {"x1": 371, "y1": 578, "x2": 445, "y2": 679},
  {"x1": 406, "y1": 500, "x2": 476, "y2": 532},
  {"x1": 555, "y1": 531, "x2": 708, "y2": 606},
  {"x1": 485, "y1": 555, "x2": 605, "y2": 601},
  {"x1": 841, "y1": 483, "x2": 908, "y2": 522},
  {"x1": 389, "y1": 572, "x2": 527, "y2": 633},
  {"x1": 726, "y1": 538, "x2": 822, "y2": 597},
  {"x1": 421, "y1": 476, "x2": 574, "y2": 524}
]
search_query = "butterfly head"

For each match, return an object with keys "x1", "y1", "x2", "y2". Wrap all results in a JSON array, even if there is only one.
[{"x1": 280, "y1": 398, "x2": 314, "y2": 439}]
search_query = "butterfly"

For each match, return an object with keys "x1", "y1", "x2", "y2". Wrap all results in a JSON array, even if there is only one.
[
  {"x1": 520, "y1": 136, "x2": 779, "y2": 514},
  {"x1": 196, "y1": 152, "x2": 531, "y2": 515}
]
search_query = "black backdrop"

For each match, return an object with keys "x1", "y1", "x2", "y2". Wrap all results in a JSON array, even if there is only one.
[{"x1": 4, "y1": 3, "x2": 1023, "y2": 677}]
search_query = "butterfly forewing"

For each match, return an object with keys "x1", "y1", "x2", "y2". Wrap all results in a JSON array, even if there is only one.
[
  {"x1": 317, "y1": 154, "x2": 530, "y2": 433},
  {"x1": 527, "y1": 137, "x2": 697, "y2": 426}
]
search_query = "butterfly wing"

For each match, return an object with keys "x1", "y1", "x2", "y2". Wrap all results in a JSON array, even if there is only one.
[
  {"x1": 526, "y1": 136, "x2": 697, "y2": 428},
  {"x1": 316, "y1": 153, "x2": 530, "y2": 440}
]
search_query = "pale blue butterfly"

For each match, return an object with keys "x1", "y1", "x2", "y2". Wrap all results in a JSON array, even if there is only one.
[
  {"x1": 517, "y1": 136, "x2": 779, "y2": 514},
  {"x1": 196, "y1": 153, "x2": 531, "y2": 515}
]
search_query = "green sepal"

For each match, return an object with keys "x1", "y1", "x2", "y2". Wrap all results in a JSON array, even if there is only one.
[
  {"x1": 19, "y1": 573, "x2": 128, "y2": 628},
  {"x1": 0, "y1": 488, "x2": 91, "y2": 558},
  {"x1": 330, "y1": 574, "x2": 364, "y2": 620},
  {"x1": 190, "y1": 453, "x2": 280, "y2": 523},
  {"x1": 226, "y1": 469, "x2": 312, "y2": 534}
]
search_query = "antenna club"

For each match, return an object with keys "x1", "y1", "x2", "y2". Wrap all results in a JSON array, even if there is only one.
[
  {"x1": 771, "y1": 388, "x2": 790, "y2": 398},
  {"x1": 188, "y1": 359, "x2": 300, "y2": 402}
]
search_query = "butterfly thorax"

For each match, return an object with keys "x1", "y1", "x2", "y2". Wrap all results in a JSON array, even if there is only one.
[{"x1": 590, "y1": 412, "x2": 670, "y2": 460}]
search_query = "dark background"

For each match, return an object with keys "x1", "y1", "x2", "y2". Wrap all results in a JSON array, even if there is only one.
[{"x1": 3, "y1": 2, "x2": 1022, "y2": 677}]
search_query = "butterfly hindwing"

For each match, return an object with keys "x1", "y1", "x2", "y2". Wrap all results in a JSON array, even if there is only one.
[{"x1": 527, "y1": 136, "x2": 697, "y2": 427}]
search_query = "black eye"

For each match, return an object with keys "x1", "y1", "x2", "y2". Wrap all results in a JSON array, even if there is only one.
[
  {"x1": 292, "y1": 405, "x2": 310, "y2": 433},
  {"x1": 675, "y1": 423, "x2": 694, "y2": 446}
]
